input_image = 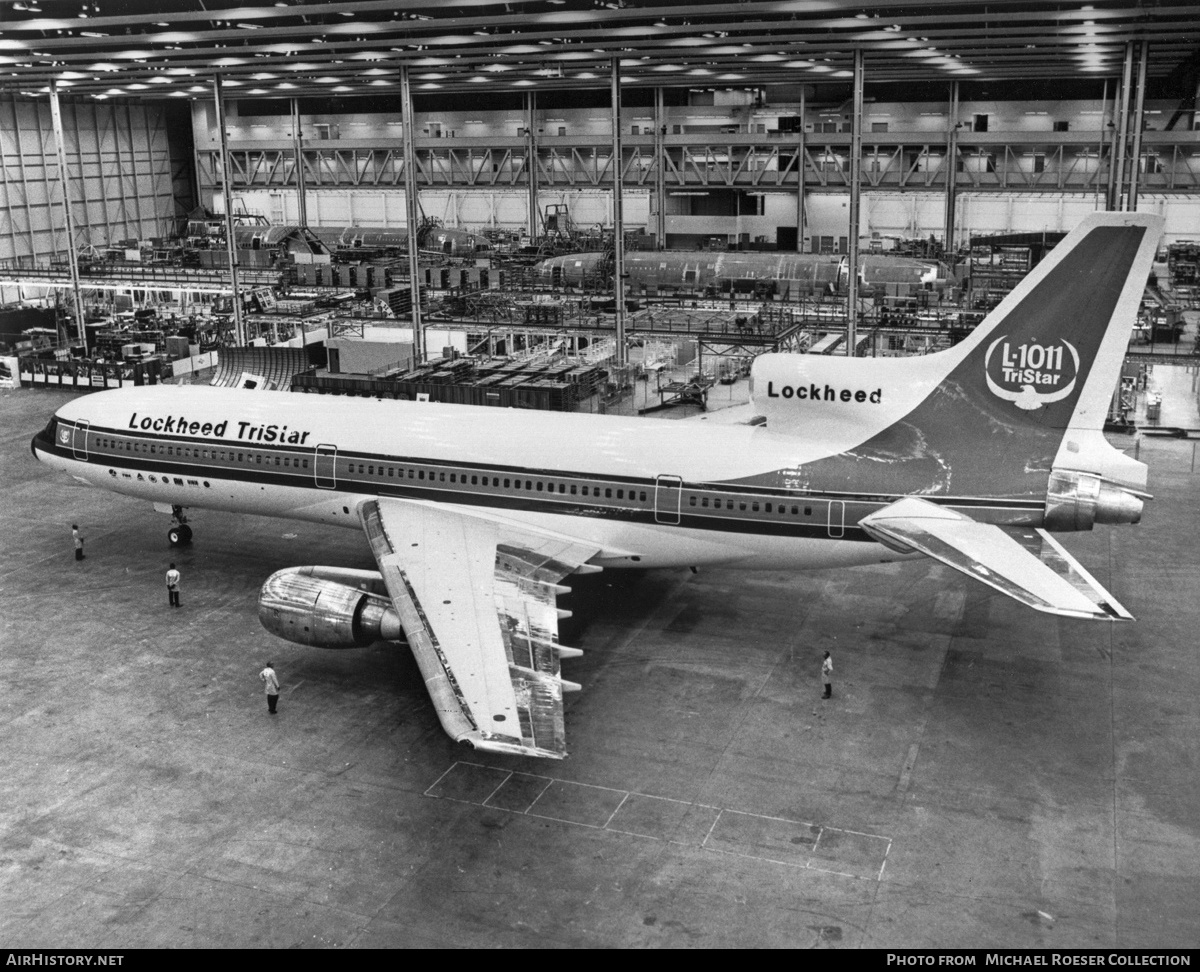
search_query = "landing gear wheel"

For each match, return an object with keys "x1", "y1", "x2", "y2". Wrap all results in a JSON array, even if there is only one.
[{"x1": 168, "y1": 524, "x2": 193, "y2": 545}]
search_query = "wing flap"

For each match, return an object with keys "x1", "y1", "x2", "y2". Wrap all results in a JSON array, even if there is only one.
[
  {"x1": 360, "y1": 498, "x2": 599, "y2": 758},
  {"x1": 860, "y1": 496, "x2": 1131, "y2": 620}
]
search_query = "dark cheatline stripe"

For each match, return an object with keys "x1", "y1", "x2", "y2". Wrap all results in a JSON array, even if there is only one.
[{"x1": 35, "y1": 420, "x2": 1044, "y2": 544}]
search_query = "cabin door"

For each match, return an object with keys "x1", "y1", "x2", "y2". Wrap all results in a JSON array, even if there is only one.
[
  {"x1": 314, "y1": 444, "x2": 338, "y2": 489},
  {"x1": 827, "y1": 500, "x2": 845, "y2": 538},
  {"x1": 71, "y1": 420, "x2": 90, "y2": 461},
  {"x1": 654, "y1": 474, "x2": 683, "y2": 525}
]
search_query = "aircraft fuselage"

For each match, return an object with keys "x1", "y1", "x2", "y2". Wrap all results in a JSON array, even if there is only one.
[{"x1": 31, "y1": 384, "x2": 1049, "y2": 574}]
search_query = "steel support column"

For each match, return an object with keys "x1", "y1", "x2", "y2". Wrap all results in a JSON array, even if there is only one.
[
  {"x1": 846, "y1": 49, "x2": 863, "y2": 357},
  {"x1": 213, "y1": 75, "x2": 245, "y2": 346},
  {"x1": 1128, "y1": 40, "x2": 1149, "y2": 212},
  {"x1": 1097, "y1": 79, "x2": 1109, "y2": 209},
  {"x1": 400, "y1": 64, "x2": 423, "y2": 363},
  {"x1": 526, "y1": 92, "x2": 538, "y2": 239},
  {"x1": 944, "y1": 81, "x2": 959, "y2": 252},
  {"x1": 48, "y1": 81, "x2": 87, "y2": 354},
  {"x1": 610, "y1": 58, "x2": 626, "y2": 368},
  {"x1": 796, "y1": 85, "x2": 806, "y2": 252},
  {"x1": 1112, "y1": 42, "x2": 1134, "y2": 211},
  {"x1": 654, "y1": 86, "x2": 666, "y2": 249},
  {"x1": 291, "y1": 98, "x2": 307, "y2": 226}
]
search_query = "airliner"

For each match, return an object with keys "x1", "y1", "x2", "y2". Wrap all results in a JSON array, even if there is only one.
[{"x1": 32, "y1": 211, "x2": 1160, "y2": 759}]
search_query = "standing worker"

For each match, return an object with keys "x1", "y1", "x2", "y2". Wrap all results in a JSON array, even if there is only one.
[
  {"x1": 165, "y1": 562, "x2": 181, "y2": 608},
  {"x1": 72, "y1": 524, "x2": 85, "y2": 561},
  {"x1": 821, "y1": 650, "x2": 833, "y2": 700},
  {"x1": 259, "y1": 661, "x2": 280, "y2": 714}
]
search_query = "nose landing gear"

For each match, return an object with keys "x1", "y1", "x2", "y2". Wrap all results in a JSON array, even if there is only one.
[{"x1": 168, "y1": 506, "x2": 193, "y2": 546}]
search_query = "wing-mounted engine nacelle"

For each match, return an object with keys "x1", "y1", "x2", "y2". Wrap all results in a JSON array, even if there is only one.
[
  {"x1": 258, "y1": 567, "x2": 403, "y2": 649},
  {"x1": 1043, "y1": 469, "x2": 1144, "y2": 531}
]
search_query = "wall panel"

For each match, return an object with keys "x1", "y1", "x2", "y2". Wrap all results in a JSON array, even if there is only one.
[{"x1": 0, "y1": 94, "x2": 188, "y2": 266}]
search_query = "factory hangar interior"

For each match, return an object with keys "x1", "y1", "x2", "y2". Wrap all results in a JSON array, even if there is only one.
[{"x1": 2, "y1": 0, "x2": 1200, "y2": 951}]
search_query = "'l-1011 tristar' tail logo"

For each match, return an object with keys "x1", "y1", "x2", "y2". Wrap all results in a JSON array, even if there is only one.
[{"x1": 984, "y1": 336, "x2": 1079, "y2": 411}]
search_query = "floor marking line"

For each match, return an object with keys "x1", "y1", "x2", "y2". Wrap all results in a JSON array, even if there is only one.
[
  {"x1": 601, "y1": 791, "x2": 631, "y2": 830},
  {"x1": 424, "y1": 761, "x2": 892, "y2": 880}
]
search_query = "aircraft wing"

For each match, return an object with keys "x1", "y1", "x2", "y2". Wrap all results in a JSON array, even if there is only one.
[
  {"x1": 859, "y1": 496, "x2": 1133, "y2": 620},
  {"x1": 359, "y1": 497, "x2": 600, "y2": 758}
]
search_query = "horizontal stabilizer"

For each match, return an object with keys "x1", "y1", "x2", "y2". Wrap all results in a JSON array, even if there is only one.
[
  {"x1": 1005, "y1": 526, "x2": 1134, "y2": 620},
  {"x1": 860, "y1": 497, "x2": 1132, "y2": 620}
]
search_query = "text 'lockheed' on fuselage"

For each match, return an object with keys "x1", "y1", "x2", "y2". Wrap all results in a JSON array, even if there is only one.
[{"x1": 532, "y1": 250, "x2": 956, "y2": 297}]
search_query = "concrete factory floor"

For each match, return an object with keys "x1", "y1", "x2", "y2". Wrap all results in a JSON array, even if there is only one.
[{"x1": 1, "y1": 379, "x2": 1198, "y2": 949}]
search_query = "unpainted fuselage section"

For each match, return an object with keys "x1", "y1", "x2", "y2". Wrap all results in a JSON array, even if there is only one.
[{"x1": 533, "y1": 250, "x2": 956, "y2": 297}]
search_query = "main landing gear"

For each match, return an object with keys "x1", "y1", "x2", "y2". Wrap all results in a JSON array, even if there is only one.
[{"x1": 168, "y1": 506, "x2": 193, "y2": 546}]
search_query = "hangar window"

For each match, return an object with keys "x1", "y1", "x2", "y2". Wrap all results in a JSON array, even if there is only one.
[
  {"x1": 525, "y1": 480, "x2": 532, "y2": 490},
  {"x1": 689, "y1": 496, "x2": 697, "y2": 506},
  {"x1": 471, "y1": 475, "x2": 478, "y2": 485},
  {"x1": 804, "y1": 506, "x2": 812, "y2": 516},
  {"x1": 303, "y1": 460, "x2": 309, "y2": 469},
  {"x1": 701, "y1": 497, "x2": 709, "y2": 507},
  {"x1": 752, "y1": 502, "x2": 760, "y2": 512},
  {"x1": 368, "y1": 465, "x2": 374, "y2": 474},
  {"x1": 504, "y1": 478, "x2": 511, "y2": 488},
  {"x1": 739, "y1": 502, "x2": 747, "y2": 511},
  {"x1": 536, "y1": 482, "x2": 543, "y2": 492},
  {"x1": 570, "y1": 485, "x2": 577, "y2": 495},
  {"x1": 617, "y1": 489, "x2": 624, "y2": 500},
  {"x1": 764, "y1": 502, "x2": 772, "y2": 513},
  {"x1": 558, "y1": 484, "x2": 566, "y2": 494},
  {"x1": 419, "y1": 471, "x2": 425, "y2": 480},
  {"x1": 439, "y1": 473, "x2": 446, "y2": 482},
  {"x1": 605, "y1": 488, "x2": 612, "y2": 499},
  {"x1": 274, "y1": 457, "x2": 280, "y2": 466},
  {"x1": 450, "y1": 473, "x2": 456, "y2": 483},
  {"x1": 640, "y1": 491, "x2": 647, "y2": 502}
]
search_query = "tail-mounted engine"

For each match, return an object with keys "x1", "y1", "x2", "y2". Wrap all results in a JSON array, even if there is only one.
[
  {"x1": 1043, "y1": 469, "x2": 1144, "y2": 531},
  {"x1": 258, "y1": 566, "x2": 403, "y2": 649}
]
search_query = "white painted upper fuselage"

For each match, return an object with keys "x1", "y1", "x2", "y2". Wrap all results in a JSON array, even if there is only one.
[{"x1": 36, "y1": 383, "x2": 915, "y2": 572}]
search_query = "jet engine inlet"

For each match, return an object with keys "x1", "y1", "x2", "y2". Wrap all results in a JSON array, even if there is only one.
[
  {"x1": 1043, "y1": 469, "x2": 1143, "y2": 531},
  {"x1": 258, "y1": 568, "x2": 402, "y2": 648}
]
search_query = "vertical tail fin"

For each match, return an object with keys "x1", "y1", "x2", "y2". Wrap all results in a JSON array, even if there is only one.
[
  {"x1": 951, "y1": 211, "x2": 1161, "y2": 433},
  {"x1": 749, "y1": 212, "x2": 1163, "y2": 501}
]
